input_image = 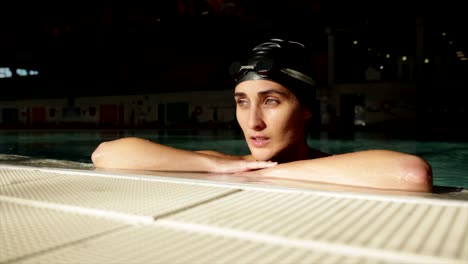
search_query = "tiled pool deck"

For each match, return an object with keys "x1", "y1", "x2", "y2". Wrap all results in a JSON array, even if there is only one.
[{"x1": 1, "y1": 163, "x2": 467, "y2": 264}]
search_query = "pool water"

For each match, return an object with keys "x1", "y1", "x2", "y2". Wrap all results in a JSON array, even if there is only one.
[{"x1": 0, "y1": 129, "x2": 467, "y2": 189}]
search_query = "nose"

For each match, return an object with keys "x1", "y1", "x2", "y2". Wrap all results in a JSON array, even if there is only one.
[{"x1": 248, "y1": 105, "x2": 266, "y2": 130}]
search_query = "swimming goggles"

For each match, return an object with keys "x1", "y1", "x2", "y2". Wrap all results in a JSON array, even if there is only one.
[{"x1": 229, "y1": 57, "x2": 316, "y2": 87}]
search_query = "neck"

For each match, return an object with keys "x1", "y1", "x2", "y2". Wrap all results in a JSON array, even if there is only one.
[{"x1": 271, "y1": 140, "x2": 311, "y2": 163}]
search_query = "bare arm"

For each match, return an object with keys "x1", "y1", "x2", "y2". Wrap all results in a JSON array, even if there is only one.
[
  {"x1": 91, "y1": 137, "x2": 276, "y2": 173},
  {"x1": 238, "y1": 150, "x2": 433, "y2": 192},
  {"x1": 195, "y1": 150, "x2": 245, "y2": 160}
]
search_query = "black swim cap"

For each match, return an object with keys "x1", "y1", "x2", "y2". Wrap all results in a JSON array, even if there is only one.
[{"x1": 230, "y1": 38, "x2": 316, "y2": 108}]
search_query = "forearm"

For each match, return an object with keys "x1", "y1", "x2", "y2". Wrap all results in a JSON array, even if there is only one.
[
  {"x1": 254, "y1": 150, "x2": 433, "y2": 192},
  {"x1": 91, "y1": 137, "x2": 218, "y2": 171},
  {"x1": 91, "y1": 137, "x2": 276, "y2": 173}
]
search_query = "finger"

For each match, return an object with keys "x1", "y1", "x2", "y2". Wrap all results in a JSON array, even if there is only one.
[{"x1": 245, "y1": 161, "x2": 278, "y2": 170}]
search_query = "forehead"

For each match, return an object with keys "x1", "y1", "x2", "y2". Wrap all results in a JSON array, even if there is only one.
[{"x1": 234, "y1": 79, "x2": 291, "y2": 95}]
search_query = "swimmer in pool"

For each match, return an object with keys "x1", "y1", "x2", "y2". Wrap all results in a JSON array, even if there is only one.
[{"x1": 91, "y1": 38, "x2": 432, "y2": 192}]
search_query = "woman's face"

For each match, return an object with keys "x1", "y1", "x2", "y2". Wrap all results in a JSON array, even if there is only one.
[{"x1": 234, "y1": 79, "x2": 310, "y2": 162}]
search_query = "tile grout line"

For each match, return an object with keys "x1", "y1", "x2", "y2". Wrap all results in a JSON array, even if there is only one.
[
  {"x1": 152, "y1": 189, "x2": 243, "y2": 220},
  {"x1": 155, "y1": 219, "x2": 465, "y2": 264},
  {"x1": 1, "y1": 226, "x2": 131, "y2": 264},
  {"x1": 0, "y1": 189, "x2": 243, "y2": 225},
  {"x1": 2, "y1": 164, "x2": 468, "y2": 208},
  {"x1": 0, "y1": 195, "x2": 154, "y2": 225}
]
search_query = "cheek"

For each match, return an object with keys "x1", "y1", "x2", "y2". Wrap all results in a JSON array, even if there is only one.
[
  {"x1": 267, "y1": 110, "x2": 295, "y2": 128},
  {"x1": 236, "y1": 109, "x2": 247, "y2": 129},
  {"x1": 268, "y1": 109, "x2": 304, "y2": 136}
]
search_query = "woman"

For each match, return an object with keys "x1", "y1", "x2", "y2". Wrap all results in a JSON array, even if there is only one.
[{"x1": 91, "y1": 38, "x2": 432, "y2": 192}]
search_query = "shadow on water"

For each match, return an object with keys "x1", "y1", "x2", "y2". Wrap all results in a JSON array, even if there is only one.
[{"x1": 433, "y1": 185, "x2": 466, "y2": 194}]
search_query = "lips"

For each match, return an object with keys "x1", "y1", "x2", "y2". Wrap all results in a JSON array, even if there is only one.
[{"x1": 250, "y1": 136, "x2": 270, "y2": 147}]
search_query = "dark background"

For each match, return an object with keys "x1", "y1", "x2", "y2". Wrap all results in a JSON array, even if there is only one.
[
  {"x1": 0, "y1": 0, "x2": 328, "y2": 98},
  {"x1": 1, "y1": 0, "x2": 467, "y2": 138},
  {"x1": 2, "y1": 1, "x2": 466, "y2": 94}
]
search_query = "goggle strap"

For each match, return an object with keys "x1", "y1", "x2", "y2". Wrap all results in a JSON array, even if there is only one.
[{"x1": 281, "y1": 68, "x2": 316, "y2": 86}]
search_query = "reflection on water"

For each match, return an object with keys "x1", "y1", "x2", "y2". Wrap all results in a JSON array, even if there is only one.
[
  {"x1": 0, "y1": 129, "x2": 467, "y2": 188},
  {"x1": 0, "y1": 154, "x2": 94, "y2": 170}
]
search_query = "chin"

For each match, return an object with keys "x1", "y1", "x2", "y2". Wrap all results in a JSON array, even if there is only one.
[{"x1": 250, "y1": 149, "x2": 276, "y2": 162}]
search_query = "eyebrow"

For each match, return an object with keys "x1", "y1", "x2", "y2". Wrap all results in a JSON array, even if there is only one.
[{"x1": 234, "y1": 89, "x2": 288, "y2": 98}]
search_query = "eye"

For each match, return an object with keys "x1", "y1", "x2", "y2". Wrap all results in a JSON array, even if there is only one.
[
  {"x1": 265, "y1": 98, "x2": 279, "y2": 105},
  {"x1": 236, "y1": 98, "x2": 249, "y2": 107}
]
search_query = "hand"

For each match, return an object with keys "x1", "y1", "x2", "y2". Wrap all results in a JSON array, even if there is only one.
[{"x1": 213, "y1": 159, "x2": 277, "y2": 174}]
